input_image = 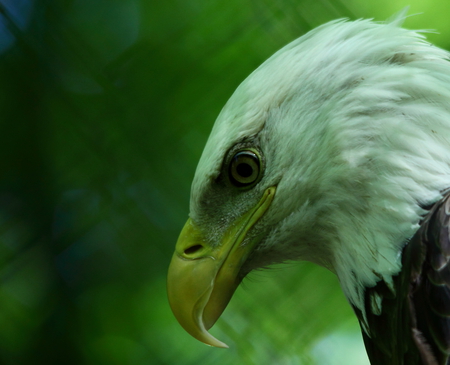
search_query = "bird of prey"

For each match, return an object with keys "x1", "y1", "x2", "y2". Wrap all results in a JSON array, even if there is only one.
[{"x1": 167, "y1": 12, "x2": 450, "y2": 365}]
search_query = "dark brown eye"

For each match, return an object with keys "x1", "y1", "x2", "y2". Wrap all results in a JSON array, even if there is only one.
[{"x1": 229, "y1": 150, "x2": 261, "y2": 187}]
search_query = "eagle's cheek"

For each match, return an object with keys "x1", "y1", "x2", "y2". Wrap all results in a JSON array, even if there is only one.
[{"x1": 167, "y1": 186, "x2": 276, "y2": 348}]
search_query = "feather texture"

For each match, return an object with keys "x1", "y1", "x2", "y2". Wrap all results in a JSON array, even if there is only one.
[
  {"x1": 185, "y1": 12, "x2": 450, "y2": 364},
  {"x1": 355, "y1": 192, "x2": 450, "y2": 364},
  {"x1": 191, "y1": 14, "x2": 450, "y2": 314}
]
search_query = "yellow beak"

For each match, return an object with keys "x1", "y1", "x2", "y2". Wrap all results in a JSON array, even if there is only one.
[{"x1": 167, "y1": 186, "x2": 276, "y2": 348}]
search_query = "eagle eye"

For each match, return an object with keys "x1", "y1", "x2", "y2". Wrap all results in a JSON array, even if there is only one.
[{"x1": 229, "y1": 150, "x2": 261, "y2": 188}]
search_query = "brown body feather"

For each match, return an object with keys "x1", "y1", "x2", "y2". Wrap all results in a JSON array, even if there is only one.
[{"x1": 353, "y1": 193, "x2": 450, "y2": 364}]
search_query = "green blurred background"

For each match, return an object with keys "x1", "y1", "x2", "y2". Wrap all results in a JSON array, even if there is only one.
[{"x1": 1, "y1": 1, "x2": 449, "y2": 364}]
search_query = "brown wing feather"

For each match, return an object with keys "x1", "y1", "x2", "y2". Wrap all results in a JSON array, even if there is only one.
[
  {"x1": 352, "y1": 192, "x2": 450, "y2": 365},
  {"x1": 415, "y1": 195, "x2": 450, "y2": 364}
]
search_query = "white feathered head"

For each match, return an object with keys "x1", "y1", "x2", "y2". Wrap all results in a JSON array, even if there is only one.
[{"x1": 168, "y1": 12, "x2": 450, "y2": 347}]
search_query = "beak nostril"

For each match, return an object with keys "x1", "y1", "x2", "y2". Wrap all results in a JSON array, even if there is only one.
[{"x1": 184, "y1": 244, "x2": 203, "y2": 256}]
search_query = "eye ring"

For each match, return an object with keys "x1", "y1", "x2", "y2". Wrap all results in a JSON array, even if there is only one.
[{"x1": 229, "y1": 150, "x2": 262, "y2": 188}]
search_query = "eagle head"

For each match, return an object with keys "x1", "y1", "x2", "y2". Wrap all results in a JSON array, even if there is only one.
[{"x1": 167, "y1": 14, "x2": 450, "y2": 348}]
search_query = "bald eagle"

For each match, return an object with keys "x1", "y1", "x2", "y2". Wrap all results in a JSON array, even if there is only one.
[{"x1": 167, "y1": 12, "x2": 450, "y2": 365}]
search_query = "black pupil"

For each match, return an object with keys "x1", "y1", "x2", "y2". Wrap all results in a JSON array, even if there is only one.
[{"x1": 236, "y1": 162, "x2": 253, "y2": 178}]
